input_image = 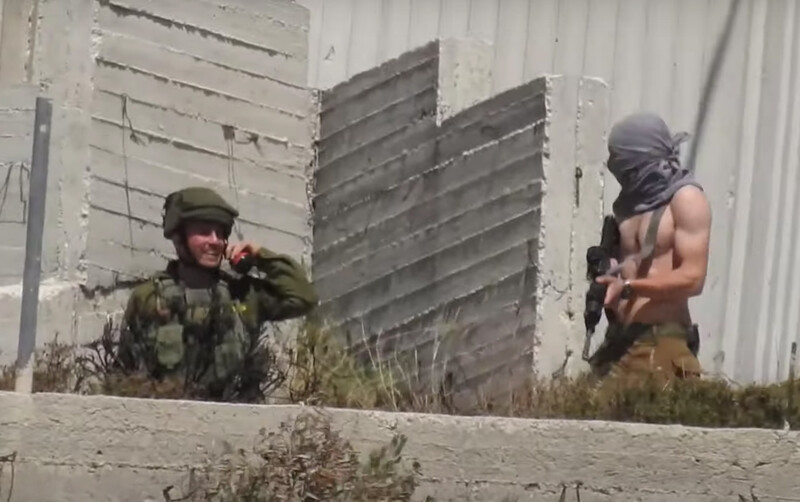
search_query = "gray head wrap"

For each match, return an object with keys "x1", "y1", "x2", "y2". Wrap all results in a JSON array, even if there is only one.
[{"x1": 607, "y1": 112, "x2": 702, "y2": 221}]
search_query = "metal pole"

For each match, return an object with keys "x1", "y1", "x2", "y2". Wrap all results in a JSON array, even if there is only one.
[{"x1": 15, "y1": 96, "x2": 52, "y2": 394}]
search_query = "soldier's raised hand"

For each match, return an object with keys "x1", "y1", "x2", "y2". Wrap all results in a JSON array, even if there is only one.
[{"x1": 225, "y1": 241, "x2": 261, "y2": 261}]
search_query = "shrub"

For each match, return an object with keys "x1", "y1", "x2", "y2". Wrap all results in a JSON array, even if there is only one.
[
  {"x1": 282, "y1": 318, "x2": 462, "y2": 415},
  {"x1": 487, "y1": 372, "x2": 800, "y2": 429},
  {"x1": 3, "y1": 319, "x2": 800, "y2": 431},
  {"x1": 164, "y1": 411, "x2": 429, "y2": 502},
  {"x1": 0, "y1": 335, "x2": 76, "y2": 393}
]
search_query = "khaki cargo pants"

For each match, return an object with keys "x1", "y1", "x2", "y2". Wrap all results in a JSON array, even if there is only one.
[{"x1": 590, "y1": 322, "x2": 702, "y2": 385}]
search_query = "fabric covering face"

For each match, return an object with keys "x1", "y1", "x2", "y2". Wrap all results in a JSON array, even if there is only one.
[{"x1": 607, "y1": 112, "x2": 703, "y2": 221}]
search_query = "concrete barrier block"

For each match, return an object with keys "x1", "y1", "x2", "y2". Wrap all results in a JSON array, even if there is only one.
[
  {"x1": 0, "y1": 392, "x2": 797, "y2": 501},
  {"x1": 315, "y1": 42, "x2": 610, "y2": 395},
  {"x1": 436, "y1": 37, "x2": 493, "y2": 125}
]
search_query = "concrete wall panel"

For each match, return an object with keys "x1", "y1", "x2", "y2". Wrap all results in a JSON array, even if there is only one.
[
  {"x1": 108, "y1": 0, "x2": 309, "y2": 58},
  {"x1": 0, "y1": 85, "x2": 36, "y2": 285},
  {"x1": 84, "y1": 0, "x2": 314, "y2": 288},
  {"x1": 313, "y1": 40, "x2": 608, "y2": 394},
  {"x1": 1, "y1": 392, "x2": 798, "y2": 502},
  {"x1": 98, "y1": 0, "x2": 308, "y2": 86}
]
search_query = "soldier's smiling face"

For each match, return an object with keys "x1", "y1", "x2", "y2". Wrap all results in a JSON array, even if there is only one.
[{"x1": 183, "y1": 219, "x2": 227, "y2": 268}]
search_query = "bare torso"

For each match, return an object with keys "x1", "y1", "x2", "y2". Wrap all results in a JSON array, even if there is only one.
[{"x1": 612, "y1": 202, "x2": 693, "y2": 326}]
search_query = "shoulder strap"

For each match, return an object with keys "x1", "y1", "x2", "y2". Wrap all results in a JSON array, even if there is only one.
[
  {"x1": 638, "y1": 204, "x2": 666, "y2": 271},
  {"x1": 604, "y1": 204, "x2": 667, "y2": 277}
]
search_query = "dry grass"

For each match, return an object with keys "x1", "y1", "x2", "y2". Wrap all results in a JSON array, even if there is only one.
[
  {"x1": 0, "y1": 335, "x2": 76, "y2": 394},
  {"x1": 280, "y1": 317, "x2": 467, "y2": 415},
  {"x1": 281, "y1": 320, "x2": 391, "y2": 409},
  {"x1": 163, "y1": 411, "x2": 429, "y2": 502},
  {"x1": 284, "y1": 321, "x2": 800, "y2": 430},
  {"x1": 3, "y1": 318, "x2": 800, "y2": 430},
  {"x1": 0, "y1": 362, "x2": 12, "y2": 391},
  {"x1": 0, "y1": 324, "x2": 193, "y2": 399},
  {"x1": 484, "y1": 373, "x2": 800, "y2": 429}
]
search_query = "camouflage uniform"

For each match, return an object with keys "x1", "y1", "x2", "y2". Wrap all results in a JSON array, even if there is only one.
[{"x1": 117, "y1": 187, "x2": 317, "y2": 401}]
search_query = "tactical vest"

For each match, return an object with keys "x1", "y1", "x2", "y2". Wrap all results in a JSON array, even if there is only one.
[{"x1": 146, "y1": 274, "x2": 250, "y2": 388}]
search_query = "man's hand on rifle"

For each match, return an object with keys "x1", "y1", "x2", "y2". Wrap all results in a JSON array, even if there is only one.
[
  {"x1": 595, "y1": 256, "x2": 637, "y2": 307},
  {"x1": 595, "y1": 273, "x2": 624, "y2": 307}
]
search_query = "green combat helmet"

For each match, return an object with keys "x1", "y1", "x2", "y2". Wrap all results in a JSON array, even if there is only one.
[{"x1": 162, "y1": 186, "x2": 239, "y2": 239}]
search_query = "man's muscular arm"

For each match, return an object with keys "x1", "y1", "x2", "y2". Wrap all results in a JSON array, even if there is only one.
[{"x1": 628, "y1": 186, "x2": 711, "y2": 300}]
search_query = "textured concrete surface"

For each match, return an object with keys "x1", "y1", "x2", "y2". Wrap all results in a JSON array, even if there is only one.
[
  {"x1": 313, "y1": 40, "x2": 608, "y2": 396},
  {"x1": 0, "y1": 391, "x2": 798, "y2": 501},
  {"x1": 0, "y1": 0, "x2": 315, "y2": 362},
  {"x1": 0, "y1": 85, "x2": 37, "y2": 284},
  {"x1": 435, "y1": 37, "x2": 492, "y2": 125},
  {"x1": 86, "y1": 0, "x2": 315, "y2": 287},
  {"x1": 0, "y1": 0, "x2": 35, "y2": 85},
  {"x1": 0, "y1": 279, "x2": 133, "y2": 363}
]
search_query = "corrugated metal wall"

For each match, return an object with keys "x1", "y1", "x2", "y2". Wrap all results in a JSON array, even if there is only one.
[{"x1": 297, "y1": 0, "x2": 800, "y2": 385}]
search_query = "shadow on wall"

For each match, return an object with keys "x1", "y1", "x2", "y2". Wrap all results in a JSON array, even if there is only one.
[{"x1": 311, "y1": 40, "x2": 609, "y2": 404}]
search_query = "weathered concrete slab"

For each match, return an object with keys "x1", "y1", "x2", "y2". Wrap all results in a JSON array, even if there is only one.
[
  {"x1": 0, "y1": 392, "x2": 796, "y2": 502},
  {"x1": 84, "y1": 0, "x2": 315, "y2": 288},
  {"x1": 0, "y1": 280, "x2": 130, "y2": 364},
  {"x1": 97, "y1": 0, "x2": 308, "y2": 85}
]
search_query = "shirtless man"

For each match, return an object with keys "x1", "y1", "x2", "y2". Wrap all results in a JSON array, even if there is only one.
[{"x1": 591, "y1": 112, "x2": 712, "y2": 383}]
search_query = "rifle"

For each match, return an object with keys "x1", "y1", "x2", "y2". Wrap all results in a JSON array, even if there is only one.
[
  {"x1": 583, "y1": 204, "x2": 668, "y2": 362},
  {"x1": 582, "y1": 215, "x2": 620, "y2": 361}
]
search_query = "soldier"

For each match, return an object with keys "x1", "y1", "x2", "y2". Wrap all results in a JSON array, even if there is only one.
[
  {"x1": 116, "y1": 186, "x2": 317, "y2": 401},
  {"x1": 589, "y1": 112, "x2": 711, "y2": 384}
]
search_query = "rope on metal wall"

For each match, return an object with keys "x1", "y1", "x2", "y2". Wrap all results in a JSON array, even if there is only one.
[{"x1": 685, "y1": 0, "x2": 744, "y2": 175}]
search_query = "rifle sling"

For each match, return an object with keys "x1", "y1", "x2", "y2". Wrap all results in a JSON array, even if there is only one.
[
  {"x1": 605, "y1": 203, "x2": 666, "y2": 277},
  {"x1": 638, "y1": 204, "x2": 666, "y2": 272}
]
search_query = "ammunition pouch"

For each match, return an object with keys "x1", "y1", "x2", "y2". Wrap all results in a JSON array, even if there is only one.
[{"x1": 154, "y1": 324, "x2": 185, "y2": 370}]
